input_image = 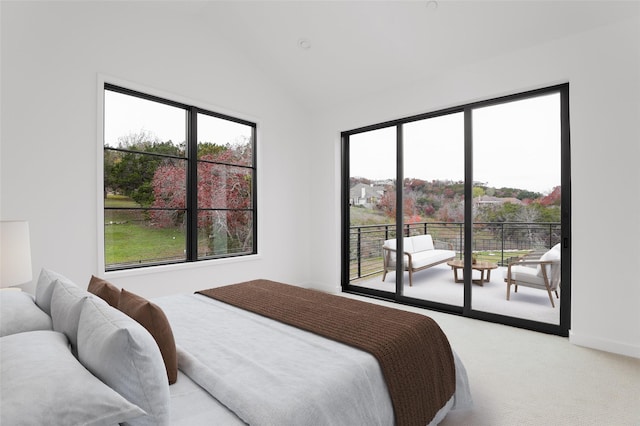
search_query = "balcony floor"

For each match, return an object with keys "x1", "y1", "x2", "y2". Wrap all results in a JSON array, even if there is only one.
[{"x1": 350, "y1": 263, "x2": 560, "y2": 325}]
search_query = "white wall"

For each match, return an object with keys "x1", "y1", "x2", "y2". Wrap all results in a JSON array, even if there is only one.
[
  {"x1": 2, "y1": 2, "x2": 638, "y2": 358},
  {"x1": 1, "y1": 2, "x2": 312, "y2": 297},
  {"x1": 308, "y1": 16, "x2": 640, "y2": 358}
]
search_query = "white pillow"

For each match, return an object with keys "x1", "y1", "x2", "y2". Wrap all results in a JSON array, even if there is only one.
[
  {"x1": 0, "y1": 291, "x2": 52, "y2": 337},
  {"x1": 50, "y1": 279, "x2": 91, "y2": 354},
  {"x1": 0, "y1": 330, "x2": 145, "y2": 425},
  {"x1": 77, "y1": 297, "x2": 171, "y2": 426},
  {"x1": 35, "y1": 268, "x2": 77, "y2": 316}
]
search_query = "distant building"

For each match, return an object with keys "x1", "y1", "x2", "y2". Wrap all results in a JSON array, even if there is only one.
[
  {"x1": 349, "y1": 183, "x2": 385, "y2": 207},
  {"x1": 474, "y1": 195, "x2": 523, "y2": 208}
]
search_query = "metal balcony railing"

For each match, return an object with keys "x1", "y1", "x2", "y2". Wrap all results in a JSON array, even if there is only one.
[{"x1": 348, "y1": 221, "x2": 561, "y2": 282}]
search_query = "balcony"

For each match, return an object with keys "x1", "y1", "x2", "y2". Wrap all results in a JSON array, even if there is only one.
[{"x1": 348, "y1": 221, "x2": 562, "y2": 324}]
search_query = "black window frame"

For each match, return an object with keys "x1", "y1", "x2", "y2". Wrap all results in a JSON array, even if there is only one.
[
  {"x1": 103, "y1": 83, "x2": 257, "y2": 271},
  {"x1": 341, "y1": 83, "x2": 571, "y2": 336}
]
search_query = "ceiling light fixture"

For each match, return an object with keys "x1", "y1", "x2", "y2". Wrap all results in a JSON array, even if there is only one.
[
  {"x1": 426, "y1": 1, "x2": 438, "y2": 10},
  {"x1": 298, "y1": 38, "x2": 311, "y2": 50}
]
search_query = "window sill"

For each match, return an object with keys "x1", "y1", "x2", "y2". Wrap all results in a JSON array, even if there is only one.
[{"x1": 102, "y1": 253, "x2": 262, "y2": 280}]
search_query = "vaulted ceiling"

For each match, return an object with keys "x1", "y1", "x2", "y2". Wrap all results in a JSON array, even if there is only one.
[{"x1": 192, "y1": 1, "x2": 639, "y2": 110}]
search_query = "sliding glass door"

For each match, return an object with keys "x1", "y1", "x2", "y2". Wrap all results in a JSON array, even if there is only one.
[
  {"x1": 402, "y1": 113, "x2": 465, "y2": 307},
  {"x1": 342, "y1": 84, "x2": 570, "y2": 336},
  {"x1": 471, "y1": 93, "x2": 563, "y2": 326},
  {"x1": 346, "y1": 126, "x2": 398, "y2": 297}
]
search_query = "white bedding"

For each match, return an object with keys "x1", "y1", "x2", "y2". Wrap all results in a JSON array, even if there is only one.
[
  {"x1": 170, "y1": 370, "x2": 247, "y2": 425},
  {"x1": 156, "y1": 293, "x2": 472, "y2": 426}
]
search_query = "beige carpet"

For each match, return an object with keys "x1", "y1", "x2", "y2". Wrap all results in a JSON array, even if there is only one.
[{"x1": 341, "y1": 293, "x2": 640, "y2": 425}]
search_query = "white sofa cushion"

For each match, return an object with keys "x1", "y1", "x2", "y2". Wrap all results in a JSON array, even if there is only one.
[
  {"x1": 384, "y1": 235, "x2": 453, "y2": 268},
  {"x1": 410, "y1": 249, "x2": 456, "y2": 269},
  {"x1": 411, "y1": 234, "x2": 435, "y2": 252},
  {"x1": 383, "y1": 237, "x2": 414, "y2": 264}
]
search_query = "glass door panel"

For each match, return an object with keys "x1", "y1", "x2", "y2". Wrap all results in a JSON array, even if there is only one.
[
  {"x1": 471, "y1": 94, "x2": 562, "y2": 325},
  {"x1": 403, "y1": 113, "x2": 465, "y2": 306},
  {"x1": 347, "y1": 127, "x2": 397, "y2": 295}
]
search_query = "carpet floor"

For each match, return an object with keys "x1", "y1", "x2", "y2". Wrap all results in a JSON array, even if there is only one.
[{"x1": 341, "y1": 293, "x2": 640, "y2": 425}]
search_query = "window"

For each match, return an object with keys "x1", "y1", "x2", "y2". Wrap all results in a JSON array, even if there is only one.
[
  {"x1": 342, "y1": 84, "x2": 570, "y2": 336},
  {"x1": 103, "y1": 84, "x2": 257, "y2": 271}
]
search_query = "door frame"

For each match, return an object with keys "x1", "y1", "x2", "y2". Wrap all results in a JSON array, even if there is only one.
[{"x1": 341, "y1": 83, "x2": 571, "y2": 336}]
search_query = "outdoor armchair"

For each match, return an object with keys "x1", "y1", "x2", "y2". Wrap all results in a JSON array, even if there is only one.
[{"x1": 504, "y1": 244, "x2": 561, "y2": 307}]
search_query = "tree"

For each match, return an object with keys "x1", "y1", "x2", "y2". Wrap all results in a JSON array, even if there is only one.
[
  {"x1": 472, "y1": 186, "x2": 485, "y2": 198},
  {"x1": 150, "y1": 141, "x2": 253, "y2": 255},
  {"x1": 540, "y1": 186, "x2": 561, "y2": 206},
  {"x1": 104, "y1": 130, "x2": 184, "y2": 206},
  {"x1": 377, "y1": 182, "x2": 419, "y2": 220}
]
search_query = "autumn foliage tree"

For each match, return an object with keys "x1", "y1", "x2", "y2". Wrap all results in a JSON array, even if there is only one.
[
  {"x1": 540, "y1": 186, "x2": 561, "y2": 206},
  {"x1": 104, "y1": 130, "x2": 184, "y2": 206},
  {"x1": 377, "y1": 183, "x2": 421, "y2": 222},
  {"x1": 150, "y1": 140, "x2": 253, "y2": 256}
]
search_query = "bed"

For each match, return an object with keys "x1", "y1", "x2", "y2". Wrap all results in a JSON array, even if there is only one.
[{"x1": 0, "y1": 268, "x2": 472, "y2": 426}]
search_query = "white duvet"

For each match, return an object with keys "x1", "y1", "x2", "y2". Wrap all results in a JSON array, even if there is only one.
[{"x1": 155, "y1": 293, "x2": 472, "y2": 426}]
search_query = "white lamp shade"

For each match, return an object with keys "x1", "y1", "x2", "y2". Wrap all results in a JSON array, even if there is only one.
[{"x1": 1, "y1": 221, "x2": 33, "y2": 287}]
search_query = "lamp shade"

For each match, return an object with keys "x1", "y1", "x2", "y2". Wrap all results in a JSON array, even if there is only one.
[{"x1": 1, "y1": 221, "x2": 33, "y2": 288}]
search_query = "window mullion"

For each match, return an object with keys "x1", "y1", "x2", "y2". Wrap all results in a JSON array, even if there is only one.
[{"x1": 186, "y1": 107, "x2": 199, "y2": 261}]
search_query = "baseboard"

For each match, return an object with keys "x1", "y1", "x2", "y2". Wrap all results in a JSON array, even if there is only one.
[
  {"x1": 304, "y1": 281, "x2": 341, "y2": 294},
  {"x1": 570, "y1": 331, "x2": 640, "y2": 359}
]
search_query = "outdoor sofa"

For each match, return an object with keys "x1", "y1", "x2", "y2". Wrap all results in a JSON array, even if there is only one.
[{"x1": 382, "y1": 234, "x2": 456, "y2": 286}]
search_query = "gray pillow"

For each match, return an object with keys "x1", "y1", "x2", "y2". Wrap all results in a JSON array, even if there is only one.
[
  {"x1": 35, "y1": 268, "x2": 77, "y2": 316},
  {"x1": 0, "y1": 291, "x2": 52, "y2": 337},
  {"x1": 0, "y1": 330, "x2": 145, "y2": 425},
  {"x1": 78, "y1": 297, "x2": 171, "y2": 426},
  {"x1": 50, "y1": 279, "x2": 91, "y2": 354}
]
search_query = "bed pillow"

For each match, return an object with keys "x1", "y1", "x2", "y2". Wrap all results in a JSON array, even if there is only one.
[
  {"x1": 0, "y1": 330, "x2": 145, "y2": 425},
  {"x1": 78, "y1": 297, "x2": 171, "y2": 426},
  {"x1": 50, "y1": 279, "x2": 90, "y2": 354},
  {"x1": 88, "y1": 275, "x2": 120, "y2": 307},
  {"x1": 119, "y1": 289, "x2": 178, "y2": 384},
  {"x1": 0, "y1": 291, "x2": 52, "y2": 337},
  {"x1": 35, "y1": 268, "x2": 77, "y2": 316}
]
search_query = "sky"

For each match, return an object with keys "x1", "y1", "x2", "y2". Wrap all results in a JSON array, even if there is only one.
[
  {"x1": 349, "y1": 93, "x2": 561, "y2": 194},
  {"x1": 104, "y1": 90, "x2": 252, "y2": 148},
  {"x1": 106, "y1": 88, "x2": 560, "y2": 195}
]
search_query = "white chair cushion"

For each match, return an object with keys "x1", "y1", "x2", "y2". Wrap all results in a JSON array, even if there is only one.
[
  {"x1": 536, "y1": 248, "x2": 561, "y2": 278},
  {"x1": 505, "y1": 265, "x2": 546, "y2": 287}
]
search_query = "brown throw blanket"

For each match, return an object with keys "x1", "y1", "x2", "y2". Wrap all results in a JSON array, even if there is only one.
[{"x1": 198, "y1": 280, "x2": 455, "y2": 426}]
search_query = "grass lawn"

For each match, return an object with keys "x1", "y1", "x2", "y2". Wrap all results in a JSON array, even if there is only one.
[{"x1": 104, "y1": 195, "x2": 185, "y2": 266}]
